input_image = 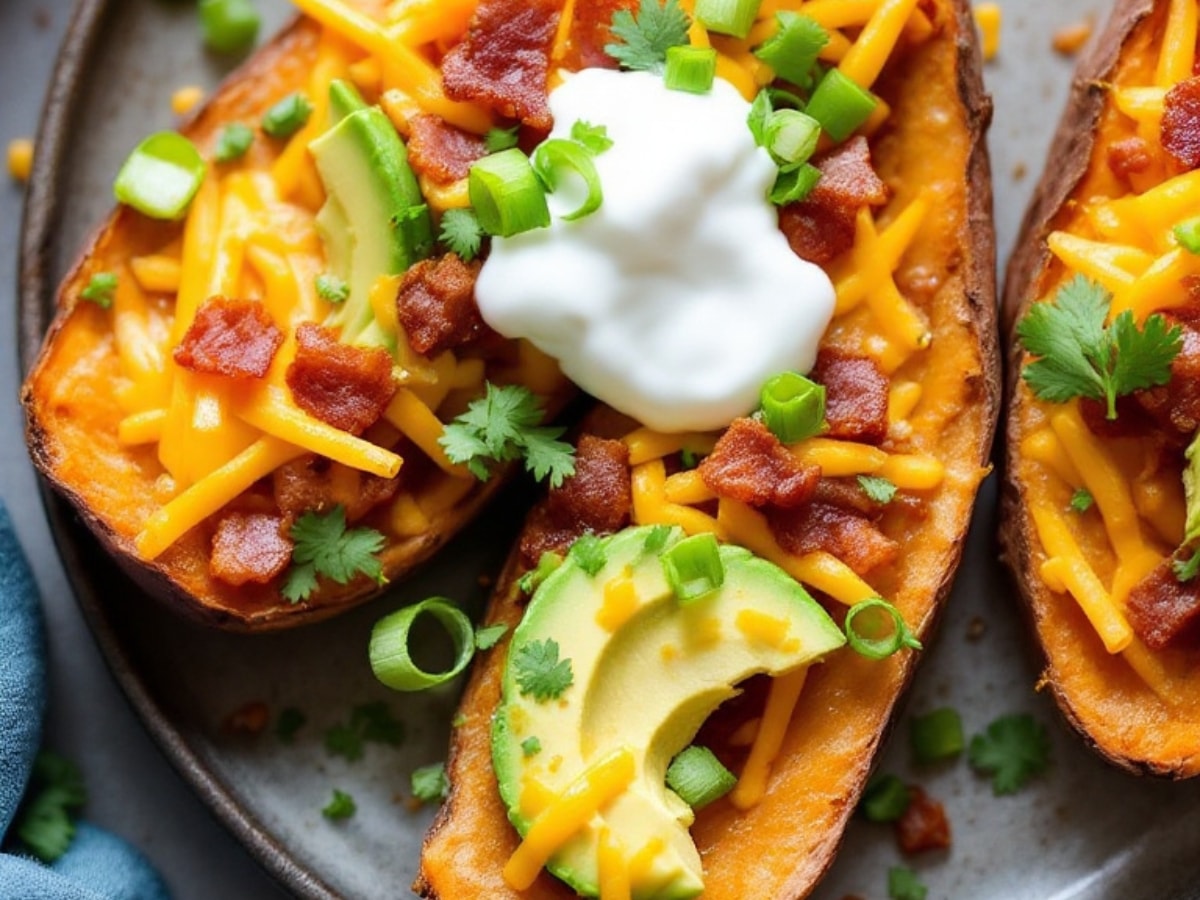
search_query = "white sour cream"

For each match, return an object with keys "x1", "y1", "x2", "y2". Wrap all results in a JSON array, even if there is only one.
[{"x1": 475, "y1": 69, "x2": 835, "y2": 433}]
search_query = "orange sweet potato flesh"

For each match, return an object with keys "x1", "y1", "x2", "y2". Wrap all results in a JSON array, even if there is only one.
[
  {"x1": 417, "y1": 0, "x2": 999, "y2": 895},
  {"x1": 1001, "y1": 0, "x2": 1200, "y2": 777},
  {"x1": 21, "y1": 17, "x2": 571, "y2": 631}
]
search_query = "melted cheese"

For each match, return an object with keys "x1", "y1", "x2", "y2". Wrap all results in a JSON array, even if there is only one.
[
  {"x1": 838, "y1": 0, "x2": 919, "y2": 89},
  {"x1": 729, "y1": 667, "x2": 807, "y2": 809}
]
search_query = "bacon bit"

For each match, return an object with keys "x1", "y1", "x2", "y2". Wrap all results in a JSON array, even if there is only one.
[
  {"x1": 396, "y1": 254, "x2": 487, "y2": 356},
  {"x1": 768, "y1": 501, "x2": 899, "y2": 576},
  {"x1": 273, "y1": 454, "x2": 401, "y2": 522},
  {"x1": 1127, "y1": 555, "x2": 1200, "y2": 649},
  {"x1": 560, "y1": 0, "x2": 634, "y2": 69},
  {"x1": 811, "y1": 348, "x2": 890, "y2": 445},
  {"x1": 1162, "y1": 77, "x2": 1200, "y2": 170},
  {"x1": 285, "y1": 323, "x2": 396, "y2": 435},
  {"x1": 1051, "y1": 19, "x2": 1092, "y2": 56},
  {"x1": 406, "y1": 114, "x2": 488, "y2": 185},
  {"x1": 1107, "y1": 137, "x2": 1155, "y2": 185},
  {"x1": 210, "y1": 512, "x2": 293, "y2": 586},
  {"x1": 519, "y1": 435, "x2": 632, "y2": 565},
  {"x1": 441, "y1": 0, "x2": 560, "y2": 130},
  {"x1": 1136, "y1": 310, "x2": 1200, "y2": 437},
  {"x1": 222, "y1": 701, "x2": 270, "y2": 735},
  {"x1": 778, "y1": 136, "x2": 888, "y2": 265},
  {"x1": 173, "y1": 297, "x2": 283, "y2": 379},
  {"x1": 698, "y1": 417, "x2": 820, "y2": 509},
  {"x1": 1078, "y1": 395, "x2": 1155, "y2": 439},
  {"x1": 894, "y1": 786, "x2": 952, "y2": 854}
]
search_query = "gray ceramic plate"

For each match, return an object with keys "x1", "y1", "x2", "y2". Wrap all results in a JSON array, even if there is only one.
[{"x1": 18, "y1": 1, "x2": 1200, "y2": 898}]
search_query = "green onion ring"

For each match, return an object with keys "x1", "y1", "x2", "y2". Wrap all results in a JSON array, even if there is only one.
[
  {"x1": 369, "y1": 597, "x2": 476, "y2": 691},
  {"x1": 532, "y1": 138, "x2": 604, "y2": 222},
  {"x1": 844, "y1": 597, "x2": 923, "y2": 660}
]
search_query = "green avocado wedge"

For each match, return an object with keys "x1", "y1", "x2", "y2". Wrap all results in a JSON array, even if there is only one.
[{"x1": 491, "y1": 525, "x2": 846, "y2": 899}]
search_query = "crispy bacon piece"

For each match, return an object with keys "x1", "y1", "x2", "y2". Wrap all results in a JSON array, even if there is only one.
[
  {"x1": 811, "y1": 348, "x2": 890, "y2": 444},
  {"x1": 1078, "y1": 395, "x2": 1155, "y2": 439},
  {"x1": 778, "y1": 136, "x2": 888, "y2": 265},
  {"x1": 767, "y1": 501, "x2": 899, "y2": 576},
  {"x1": 1126, "y1": 555, "x2": 1200, "y2": 650},
  {"x1": 210, "y1": 512, "x2": 293, "y2": 586},
  {"x1": 1162, "y1": 76, "x2": 1200, "y2": 170},
  {"x1": 173, "y1": 297, "x2": 282, "y2": 378},
  {"x1": 441, "y1": 0, "x2": 560, "y2": 130},
  {"x1": 698, "y1": 417, "x2": 819, "y2": 509},
  {"x1": 285, "y1": 323, "x2": 396, "y2": 435},
  {"x1": 1107, "y1": 136, "x2": 1155, "y2": 184},
  {"x1": 406, "y1": 114, "x2": 489, "y2": 184},
  {"x1": 273, "y1": 454, "x2": 401, "y2": 523},
  {"x1": 397, "y1": 254, "x2": 487, "y2": 356},
  {"x1": 1136, "y1": 310, "x2": 1200, "y2": 437},
  {"x1": 560, "y1": 0, "x2": 634, "y2": 69},
  {"x1": 519, "y1": 435, "x2": 631, "y2": 566},
  {"x1": 894, "y1": 786, "x2": 952, "y2": 855}
]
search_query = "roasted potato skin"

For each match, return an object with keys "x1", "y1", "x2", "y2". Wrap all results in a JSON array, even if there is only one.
[
  {"x1": 417, "y1": 0, "x2": 1000, "y2": 895},
  {"x1": 999, "y1": 0, "x2": 1200, "y2": 777},
  {"x1": 20, "y1": 17, "x2": 568, "y2": 632}
]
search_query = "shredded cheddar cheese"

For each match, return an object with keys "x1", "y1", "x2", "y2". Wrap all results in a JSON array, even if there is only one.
[{"x1": 729, "y1": 668, "x2": 807, "y2": 809}]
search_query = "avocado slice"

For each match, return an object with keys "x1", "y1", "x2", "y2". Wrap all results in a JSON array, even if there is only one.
[
  {"x1": 492, "y1": 525, "x2": 846, "y2": 898},
  {"x1": 308, "y1": 88, "x2": 432, "y2": 352}
]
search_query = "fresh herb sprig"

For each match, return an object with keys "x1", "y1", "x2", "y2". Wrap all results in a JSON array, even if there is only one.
[
  {"x1": 968, "y1": 713, "x2": 1051, "y2": 795},
  {"x1": 282, "y1": 506, "x2": 386, "y2": 603},
  {"x1": 11, "y1": 753, "x2": 87, "y2": 863},
  {"x1": 513, "y1": 638, "x2": 574, "y2": 701},
  {"x1": 411, "y1": 762, "x2": 450, "y2": 804},
  {"x1": 439, "y1": 208, "x2": 485, "y2": 262},
  {"x1": 605, "y1": 0, "x2": 691, "y2": 72}
]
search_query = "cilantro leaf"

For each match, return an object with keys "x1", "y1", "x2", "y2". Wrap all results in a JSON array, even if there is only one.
[
  {"x1": 1069, "y1": 488, "x2": 1094, "y2": 513},
  {"x1": 571, "y1": 120, "x2": 614, "y2": 155},
  {"x1": 858, "y1": 474, "x2": 897, "y2": 504},
  {"x1": 324, "y1": 702, "x2": 404, "y2": 760},
  {"x1": 888, "y1": 865, "x2": 928, "y2": 900},
  {"x1": 968, "y1": 713, "x2": 1051, "y2": 795},
  {"x1": 285, "y1": 506, "x2": 386, "y2": 603},
  {"x1": 411, "y1": 762, "x2": 450, "y2": 804},
  {"x1": 322, "y1": 788, "x2": 357, "y2": 820},
  {"x1": 439, "y1": 207, "x2": 485, "y2": 262},
  {"x1": 1016, "y1": 275, "x2": 1182, "y2": 418},
  {"x1": 439, "y1": 383, "x2": 575, "y2": 487},
  {"x1": 1175, "y1": 547, "x2": 1200, "y2": 582},
  {"x1": 513, "y1": 638, "x2": 574, "y2": 701},
  {"x1": 605, "y1": 0, "x2": 691, "y2": 72},
  {"x1": 474, "y1": 623, "x2": 508, "y2": 650},
  {"x1": 485, "y1": 125, "x2": 520, "y2": 152},
  {"x1": 519, "y1": 551, "x2": 564, "y2": 594},
  {"x1": 521, "y1": 736, "x2": 542, "y2": 757},
  {"x1": 568, "y1": 533, "x2": 608, "y2": 576},
  {"x1": 324, "y1": 722, "x2": 364, "y2": 761},
  {"x1": 275, "y1": 707, "x2": 307, "y2": 743},
  {"x1": 13, "y1": 752, "x2": 87, "y2": 863},
  {"x1": 80, "y1": 272, "x2": 117, "y2": 309},
  {"x1": 316, "y1": 273, "x2": 349, "y2": 303}
]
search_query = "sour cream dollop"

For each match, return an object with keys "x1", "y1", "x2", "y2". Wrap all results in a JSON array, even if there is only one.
[{"x1": 475, "y1": 69, "x2": 835, "y2": 433}]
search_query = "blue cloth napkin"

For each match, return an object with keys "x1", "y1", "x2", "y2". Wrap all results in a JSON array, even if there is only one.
[{"x1": 0, "y1": 502, "x2": 171, "y2": 900}]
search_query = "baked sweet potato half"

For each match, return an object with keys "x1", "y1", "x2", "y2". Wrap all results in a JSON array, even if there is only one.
[
  {"x1": 414, "y1": 0, "x2": 998, "y2": 895},
  {"x1": 1002, "y1": 0, "x2": 1200, "y2": 776},
  {"x1": 21, "y1": 4, "x2": 578, "y2": 630}
]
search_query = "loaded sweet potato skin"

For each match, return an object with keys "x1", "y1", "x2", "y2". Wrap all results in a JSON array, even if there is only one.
[
  {"x1": 417, "y1": 0, "x2": 998, "y2": 895},
  {"x1": 1001, "y1": 0, "x2": 1200, "y2": 777},
  {"x1": 21, "y1": 16, "x2": 570, "y2": 631}
]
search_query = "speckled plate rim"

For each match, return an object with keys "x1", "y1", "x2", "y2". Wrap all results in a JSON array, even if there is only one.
[{"x1": 16, "y1": 2, "x2": 335, "y2": 897}]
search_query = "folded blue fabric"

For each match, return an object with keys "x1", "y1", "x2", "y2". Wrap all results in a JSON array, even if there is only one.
[{"x1": 0, "y1": 502, "x2": 171, "y2": 900}]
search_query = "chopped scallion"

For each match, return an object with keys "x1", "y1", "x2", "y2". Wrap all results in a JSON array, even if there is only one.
[
  {"x1": 113, "y1": 131, "x2": 206, "y2": 220},
  {"x1": 859, "y1": 772, "x2": 910, "y2": 822},
  {"x1": 663, "y1": 45, "x2": 718, "y2": 94},
  {"x1": 1176, "y1": 217, "x2": 1200, "y2": 254},
  {"x1": 753, "y1": 13, "x2": 828, "y2": 87},
  {"x1": 261, "y1": 92, "x2": 313, "y2": 139},
  {"x1": 469, "y1": 148, "x2": 550, "y2": 237},
  {"x1": 532, "y1": 139, "x2": 604, "y2": 221},
  {"x1": 694, "y1": 0, "x2": 762, "y2": 39},
  {"x1": 485, "y1": 125, "x2": 521, "y2": 153},
  {"x1": 198, "y1": 0, "x2": 260, "y2": 54},
  {"x1": 369, "y1": 597, "x2": 476, "y2": 691},
  {"x1": 570, "y1": 120, "x2": 614, "y2": 155},
  {"x1": 844, "y1": 597, "x2": 922, "y2": 660},
  {"x1": 760, "y1": 371, "x2": 825, "y2": 442},
  {"x1": 213, "y1": 123, "x2": 254, "y2": 164},
  {"x1": 80, "y1": 272, "x2": 117, "y2": 309},
  {"x1": 910, "y1": 707, "x2": 965, "y2": 764},
  {"x1": 662, "y1": 533, "x2": 724, "y2": 604},
  {"x1": 769, "y1": 164, "x2": 821, "y2": 205},
  {"x1": 666, "y1": 745, "x2": 736, "y2": 808},
  {"x1": 764, "y1": 109, "x2": 821, "y2": 167},
  {"x1": 315, "y1": 273, "x2": 349, "y2": 303},
  {"x1": 805, "y1": 68, "x2": 877, "y2": 142}
]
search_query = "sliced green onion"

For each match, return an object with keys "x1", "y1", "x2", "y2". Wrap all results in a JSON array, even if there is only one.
[
  {"x1": 805, "y1": 68, "x2": 877, "y2": 142},
  {"x1": 1176, "y1": 217, "x2": 1200, "y2": 254},
  {"x1": 469, "y1": 148, "x2": 550, "y2": 237},
  {"x1": 769, "y1": 163, "x2": 821, "y2": 206},
  {"x1": 760, "y1": 371, "x2": 825, "y2": 442},
  {"x1": 694, "y1": 0, "x2": 762, "y2": 39},
  {"x1": 910, "y1": 707, "x2": 965, "y2": 764},
  {"x1": 747, "y1": 89, "x2": 773, "y2": 146},
  {"x1": 198, "y1": 0, "x2": 260, "y2": 54},
  {"x1": 844, "y1": 597, "x2": 923, "y2": 660},
  {"x1": 764, "y1": 109, "x2": 821, "y2": 167},
  {"x1": 213, "y1": 123, "x2": 254, "y2": 164},
  {"x1": 316, "y1": 273, "x2": 349, "y2": 303},
  {"x1": 485, "y1": 125, "x2": 521, "y2": 153},
  {"x1": 662, "y1": 533, "x2": 724, "y2": 604},
  {"x1": 666, "y1": 745, "x2": 736, "y2": 809},
  {"x1": 532, "y1": 139, "x2": 604, "y2": 222},
  {"x1": 369, "y1": 597, "x2": 476, "y2": 691},
  {"x1": 859, "y1": 772, "x2": 911, "y2": 822},
  {"x1": 518, "y1": 551, "x2": 563, "y2": 594},
  {"x1": 80, "y1": 272, "x2": 117, "y2": 309},
  {"x1": 113, "y1": 131, "x2": 206, "y2": 220},
  {"x1": 570, "y1": 120, "x2": 614, "y2": 155},
  {"x1": 261, "y1": 92, "x2": 313, "y2": 139},
  {"x1": 754, "y1": 13, "x2": 828, "y2": 87},
  {"x1": 664, "y1": 45, "x2": 718, "y2": 94}
]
